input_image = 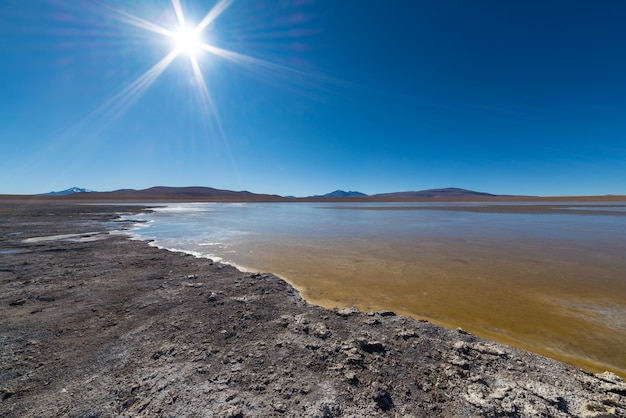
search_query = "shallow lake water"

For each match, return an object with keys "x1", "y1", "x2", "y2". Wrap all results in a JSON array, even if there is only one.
[{"x1": 124, "y1": 202, "x2": 626, "y2": 377}]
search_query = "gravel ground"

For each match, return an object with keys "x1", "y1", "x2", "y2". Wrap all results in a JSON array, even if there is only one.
[{"x1": 0, "y1": 203, "x2": 624, "y2": 417}]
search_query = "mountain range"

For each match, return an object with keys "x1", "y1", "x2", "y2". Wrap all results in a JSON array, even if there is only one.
[
  {"x1": 371, "y1": 188, "x2": 497, "y2": 199},
  {"x1": 306, "y1": 188, "x2": 499, "y2": 199},
  {"x1": 33, "y1": 186, "x2": 511, "y2": 201},
  {"x1": 56, "y1": 186, "x2": 284, "y2": 202}
]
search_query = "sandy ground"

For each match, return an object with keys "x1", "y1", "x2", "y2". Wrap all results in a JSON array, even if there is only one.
[{"x1": 1, "y1": 203, "x2": 624, "y2": 417}]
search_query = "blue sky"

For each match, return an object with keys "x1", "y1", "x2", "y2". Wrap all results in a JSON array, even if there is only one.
[{"x1": 1, "y1": 0, "x2": 625, "y2": 197}]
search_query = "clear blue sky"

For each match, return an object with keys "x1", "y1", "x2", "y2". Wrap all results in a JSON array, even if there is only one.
[{"x1": 1, "y1": 0, "x2": 625, "y2": 197}]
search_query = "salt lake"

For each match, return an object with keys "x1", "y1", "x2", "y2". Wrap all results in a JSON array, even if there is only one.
[{"x1": 122, "y1": 201, "x2": 626, "y2": 377}]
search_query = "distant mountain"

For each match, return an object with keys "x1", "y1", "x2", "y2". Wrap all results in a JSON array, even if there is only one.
[
  {"x1": 54, "y1": 186, "x2": 285, "y2": 202},
  {"x1": 44, "y1": 187, "x2": 94, "y2": 196},
  {"x1": 309, "y1": 190, "x2": 368, "y2": 198},
  {"x1": 372, "y1": 188, "x2": 497, "y2": 199}
]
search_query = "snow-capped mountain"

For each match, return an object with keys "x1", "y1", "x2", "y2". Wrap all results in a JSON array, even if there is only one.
[{"x1": 44, "y1": 187, "x2": 95, "y2": 196}]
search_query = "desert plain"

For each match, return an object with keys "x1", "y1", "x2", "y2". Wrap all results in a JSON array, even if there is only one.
[{"x1": 1, "y1": 198, "x2": 625, "y2": 417}]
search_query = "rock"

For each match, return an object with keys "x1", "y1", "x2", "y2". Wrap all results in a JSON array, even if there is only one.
[
  {"x1": 334, "y1": 306, "x2": 359, "y2": 317},
  {"x1": 452, "y1": 341, "x2": 468, "y2": 352},
  {"x1": 311, "y1": 322, "x2": 331, "y2": 339},
  {"x1": 396, "y1": 328, "x2": 416, "y2": 339},
  {"x1": 591, "y1": 371, "x2": 626, "y2": 395},
  {"x1": 357, "y1": 337, "x2": 386, "y2": 354},
  {"x1": 294, "y1": 313, "x2": 309, "y2": 325},
  {"x1": 373, "y1": 390, "x2": 394, "y2": 411},
  {"x1": 363, "y1": 317, "x2": 380, "y2": 326},
  {"x1": 340, "y1": 341, "x2": 364, "y2": 365},
  {"x1": 273, "y1": 402, "x2": 287, "y2": 413},
  {"x1": 250, "y1": 273, "x2": 265, "y2": 279},
  {"x1": 465, "y1": 383, "x2": 487, "y2": 407},
  {"x1": 9, "y1": 299, "x2": 26, "y2": 306},
  {"x1": 596, "y1": 371, "x2": 625, "y2": 385},
  {"x1": 469, "y1": 341, "x2": 507, "y2": 357},
  {"x1": 279, "y1": 314, "x2": 292, "y2": 327},
  {"x1": 581, "y1": 402, "x2": 619, "y2": 417},
  {"x1": 185, "y1": 282, "x2": 203, "y2": 288},
  {"x1": 448, "y1": 354, "x2": 469, "y2": 368},
  {"x1": 344, "y1": 371, "x2": 357, "y2": 382},
  {"x1": 219, "y1": 405, "x2": 243, "y2": 418},
  {"x1": 289, "y1": 314, "x2": 310, "y2": 334},
  {"x1": 207, "y1": 292, "x2": 217, "y2": 301}
]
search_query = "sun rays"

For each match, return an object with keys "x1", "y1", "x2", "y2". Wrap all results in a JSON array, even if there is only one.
[
  {"x1": 77, "y1": 0, "x2": 296, "y2": 136},
  {"x1": 101, "y1": 0, "x2": 232, "y2": 122},
  {"x1": 54, "y1": 0, "x2": 342, "y2": 153}
]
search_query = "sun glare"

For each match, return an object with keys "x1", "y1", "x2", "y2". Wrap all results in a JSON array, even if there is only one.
[
  {"x1": 174, "y1": 26, "x2": 201, "y2": 55},
  {"x1": 91, "y1": 0, "x2": 319, "y2": 138}
]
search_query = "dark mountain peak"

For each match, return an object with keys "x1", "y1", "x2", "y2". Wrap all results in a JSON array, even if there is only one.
[{"x1": 309, "y1": 190, "x2": 368, "y2": 198}]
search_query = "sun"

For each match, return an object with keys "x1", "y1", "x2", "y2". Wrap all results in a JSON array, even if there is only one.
[
  {"x1": 91, "y1": 0, "x2": 318, "y2": 133},
  {"x1": 174, "y1": 26, "x2": 201, "y2": 56}
]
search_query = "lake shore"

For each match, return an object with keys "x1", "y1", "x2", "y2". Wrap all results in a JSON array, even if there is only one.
[{"x1": 1, "y1": 203, "x2": 625, "y2": 417}]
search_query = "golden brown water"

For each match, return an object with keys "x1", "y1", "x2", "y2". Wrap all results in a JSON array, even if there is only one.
[
  {"x1": 229, "y1": 232, "x2": 626, "y2": 378},
  {"x1": 135, "y1": 202, "x2": 626, "y2": 378}
]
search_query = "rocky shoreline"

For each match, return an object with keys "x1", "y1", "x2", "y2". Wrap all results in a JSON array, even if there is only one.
[{"x1": 1, "y1": 203, "x2": 624, "y2": 417}]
